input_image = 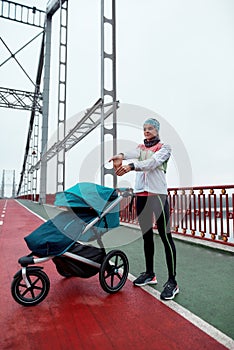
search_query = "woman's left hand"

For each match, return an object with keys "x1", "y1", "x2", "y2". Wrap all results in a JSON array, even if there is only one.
[{"x1": 115, "y1": 165, "x2": 131, "y2": 176}]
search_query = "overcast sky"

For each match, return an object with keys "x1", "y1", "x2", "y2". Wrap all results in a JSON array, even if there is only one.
[{"x1": 0, "y1": 0, "x2": 234, "y2": 195}]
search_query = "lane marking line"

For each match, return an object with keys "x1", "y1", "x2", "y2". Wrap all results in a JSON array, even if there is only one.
[
  {"x1": 128, "y1": 273, "x2": 234, "y2": 350},
  {"x1": 16, "y1": 200, "x2": 46, "y2": 222}
]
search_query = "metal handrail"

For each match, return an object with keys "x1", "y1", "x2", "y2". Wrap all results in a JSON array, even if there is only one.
[{"x1": 119, "y1": 185, "x2": 234, "y2": 246}]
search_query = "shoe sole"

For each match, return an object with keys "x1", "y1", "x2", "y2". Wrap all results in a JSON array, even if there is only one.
[
  {"x1": 160, "y1": 287, "x2": 180, "y2": 300},
  {"x1": 134, "y1": 280, "x2": 158, "y2": 287}
]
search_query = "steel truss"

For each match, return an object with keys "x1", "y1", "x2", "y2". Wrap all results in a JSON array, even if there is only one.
[
  {"x1": 0, "y1": 169, "x2": 16, "y2": 198},
  {"x1": 1, "y1": 0, "x2": 118, "y2": 202},
  {"x1": 56, "y1": 0, "x2": 68, "y2": 194},
  {"x1": 0, "y1": 0, "x2": 45, "y2": 198},
  {"x1": 101, "y1": 0, "x2": 117, "y2": 187},
  {"x1": 29, "y1": 99, "x2": 118, "y2": 174},
  {"x1": 0, "y1": 0, "x2": 45, "y2": 28},
  {"x1": 0, "y1": 87, "x2": 42, "y2": 112}
]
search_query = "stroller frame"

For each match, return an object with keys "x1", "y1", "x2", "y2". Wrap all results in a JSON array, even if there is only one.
[{"x1": 11, "y1": 188, "x2": 132, "y2": 306}]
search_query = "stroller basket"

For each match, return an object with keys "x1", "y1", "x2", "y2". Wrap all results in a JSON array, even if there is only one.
[{"x1": 52, "y1": 242, "x2": 106, "y2": 278}]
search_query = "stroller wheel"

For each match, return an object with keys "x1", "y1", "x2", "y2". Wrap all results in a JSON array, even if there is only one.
[
  {"x1": 11, "y1": 268, "x2": 50, "y2": 306},
  {"x1": 99, "y1": 250, "x2": 129, "y2": 294}
]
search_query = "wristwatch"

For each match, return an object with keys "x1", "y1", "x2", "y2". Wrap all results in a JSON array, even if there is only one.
[{"x1": 128, "y1": 163, "x2": 135, "y2": 171}]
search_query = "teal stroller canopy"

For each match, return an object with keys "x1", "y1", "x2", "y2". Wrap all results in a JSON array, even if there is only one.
[
  {"x1": 54, "y1": 182, "x2": 118, "y2": 216},
  {"x1": 25, "y1": 183, "x2": 120, "y2": 256}
]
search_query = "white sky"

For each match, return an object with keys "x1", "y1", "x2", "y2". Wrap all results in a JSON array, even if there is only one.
[{"x1": 0, "y1": 0, "x2": 234, "y2": 195}]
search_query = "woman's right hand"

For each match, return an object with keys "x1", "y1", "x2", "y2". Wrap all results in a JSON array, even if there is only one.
[{"x1": 109, "y1": 154, "x2": 123, "y2": 170}]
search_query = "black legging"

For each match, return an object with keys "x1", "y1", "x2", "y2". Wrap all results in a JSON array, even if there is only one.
[{"x1": 136, "y1": 195, "x2": 176, "y2": 281}]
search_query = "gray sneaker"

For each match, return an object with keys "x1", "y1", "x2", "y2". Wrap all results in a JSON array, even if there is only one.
[
  {"x1": 133, "y1": 272, "x2": 158, "y2": 286},
  {"x1": 160, "y1": 280, "x2": 179, "y2": 300}
]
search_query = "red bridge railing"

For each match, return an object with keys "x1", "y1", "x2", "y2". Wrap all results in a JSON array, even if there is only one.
[
  {"x1": 120, "y1": 185, "x2": 234, "y2": 246},
  {"x1": 18, "y1": 185, "x2": 234, "y2": 246}
]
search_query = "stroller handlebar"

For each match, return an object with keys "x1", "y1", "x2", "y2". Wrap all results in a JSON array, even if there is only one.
[{"x1": 116, "y1": 188, "x2": 134, "y2": 198}]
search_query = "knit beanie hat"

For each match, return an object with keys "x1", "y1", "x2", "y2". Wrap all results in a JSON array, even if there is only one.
[{"x1": 143, "y1": 118, "x2": 160, "y2": 131}]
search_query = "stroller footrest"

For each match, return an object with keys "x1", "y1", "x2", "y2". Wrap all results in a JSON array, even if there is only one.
[{"x1": 18, "y1": 256, "x2": 35, "y2": 266}]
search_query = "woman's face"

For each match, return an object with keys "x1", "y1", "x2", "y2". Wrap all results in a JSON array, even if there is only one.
[{"x1": 143, "y1": 124, "x2": 158, "y2": 140}]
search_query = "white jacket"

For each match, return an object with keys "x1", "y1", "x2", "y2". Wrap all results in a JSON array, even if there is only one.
[{"x1": 123, "y1": 143, "x2": 171, "y2": 195}]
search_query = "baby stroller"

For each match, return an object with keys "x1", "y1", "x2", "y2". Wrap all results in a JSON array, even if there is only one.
[{"x1": 11, "y1": 182, "x2": 132, "y2": 307}]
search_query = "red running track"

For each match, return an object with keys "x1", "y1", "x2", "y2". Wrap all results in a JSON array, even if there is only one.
[{"x1": 0, "y1": 199, "x2": 227, "y2": 350}]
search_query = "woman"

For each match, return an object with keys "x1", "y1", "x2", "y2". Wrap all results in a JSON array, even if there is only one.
[{"x1": 109, "y1": 118, "x2": 179, "y2": 300}]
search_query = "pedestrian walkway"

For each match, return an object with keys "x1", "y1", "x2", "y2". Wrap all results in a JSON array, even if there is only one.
[{"x1": 0, "y1": 199, "x2": 233, "y2": 350}]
